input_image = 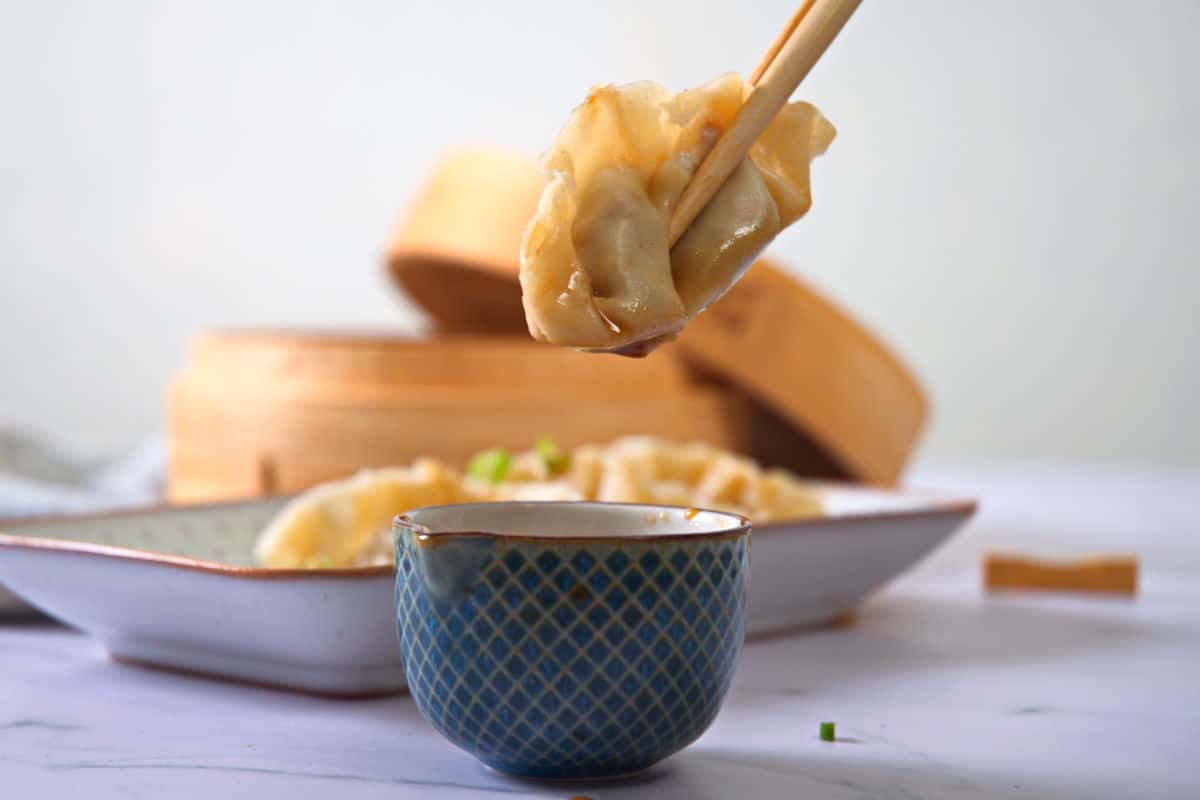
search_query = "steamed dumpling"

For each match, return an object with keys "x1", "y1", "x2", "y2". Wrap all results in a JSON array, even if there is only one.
[
  {"x1": 253, "y1": 436, "x2": 824, "y2": 568},
  {"x1": 519, "y1": 75, "x2": 835, "y2": 354}
]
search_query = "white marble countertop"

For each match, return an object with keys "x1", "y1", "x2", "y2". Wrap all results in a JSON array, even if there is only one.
[{"x1": 3, "y1": 461, "x2": 1198, "y2": 799}]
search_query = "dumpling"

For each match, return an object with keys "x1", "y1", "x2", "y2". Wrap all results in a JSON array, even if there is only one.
[
  {"x1": 519, "y1": 75, "x2": 835, "y2": 354},
  {"x1": 254, "y1": 459, "x2": 481, "y2": 568},
  {"x1": 252, "y1": 437, "x2": 824, "y2": 569}
]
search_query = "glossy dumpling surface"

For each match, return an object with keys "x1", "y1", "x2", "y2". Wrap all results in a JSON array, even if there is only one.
[{"x1": 519, "y1": 75, "x2": 835, "y2": 353}]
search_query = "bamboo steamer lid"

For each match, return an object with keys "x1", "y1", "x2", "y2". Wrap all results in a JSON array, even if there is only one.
[
  {"x1": 674, "y1": 264, "x2": 928, "y2": 485},
  {"x1": 387, "y1": 149, "x2": 929, "y2": 485},
  {"x1": 388, "y1": 149, "x2": 544, "y2": 333}
]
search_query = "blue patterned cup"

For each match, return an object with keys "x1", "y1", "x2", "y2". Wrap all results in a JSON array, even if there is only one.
[{"x1": 394, "y1": 502, "x2": 750, "y2": 780}]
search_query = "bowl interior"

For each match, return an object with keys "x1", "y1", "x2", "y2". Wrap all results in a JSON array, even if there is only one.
[{"x1": 401, "y1": 501, "x2": 746, "y2": 539}]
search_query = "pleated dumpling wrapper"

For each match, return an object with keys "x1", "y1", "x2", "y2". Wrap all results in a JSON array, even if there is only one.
[
  {"x1": 254, "y1": 459, "x2": 481, "y2": 568},
  {"x1": 253, "y1": 437, "x2": 823, "y2": 568},
  {"x1": 519, "y1": 75, "x2": 835, "y2": 354}
]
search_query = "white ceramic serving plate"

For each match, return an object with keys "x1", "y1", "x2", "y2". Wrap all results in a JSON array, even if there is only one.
[{"x1": 0, "y1": 487, "x2": 975, "y2": 695}]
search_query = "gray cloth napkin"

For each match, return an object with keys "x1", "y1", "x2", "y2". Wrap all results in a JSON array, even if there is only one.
[{"x1": 0, "y1": 431, "x2": 165, "y2": 519}]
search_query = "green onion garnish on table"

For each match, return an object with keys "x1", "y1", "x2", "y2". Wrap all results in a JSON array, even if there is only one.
[{"x1": 819, "y1": 721, "x2": 836, "y2": 742}]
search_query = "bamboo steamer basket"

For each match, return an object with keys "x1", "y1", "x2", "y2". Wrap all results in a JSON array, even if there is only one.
[
  {"x1": 388, "y1": 149, "x2": 929, "y2": 484},
  {"x1": 167, "y1": 333, "x2": 751, "y2": 502}
]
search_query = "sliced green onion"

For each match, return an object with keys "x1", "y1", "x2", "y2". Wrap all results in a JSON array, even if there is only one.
[
  {"x1": 819, "y1": 721, "x2": 836, "y2": 742},
  {"x1": 534, "y1": 435, "x2": 570, "y2": 475},
  {"x1": 467, "y1": 448, "x2": 512, "y2": 484}
]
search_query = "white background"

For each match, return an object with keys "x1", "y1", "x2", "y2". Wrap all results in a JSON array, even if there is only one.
[{"x1": 1, "y1": 0, "x2": 1197, "y2": 464}]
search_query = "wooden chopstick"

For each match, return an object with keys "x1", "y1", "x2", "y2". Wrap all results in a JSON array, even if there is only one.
[
  {"x1": 667, "y1": 0, "x2": 861, "y2": 247},
  {"x1": 748, "y1": 0, "x2": 818, "y2": 86}
]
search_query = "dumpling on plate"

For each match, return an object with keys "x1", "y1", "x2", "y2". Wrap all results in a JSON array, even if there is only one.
[
  {"x1": 254, "y1": 459, "x2": 480, "y2": 568},
  {"x1": 253, "y1": 436, "x2": 823, "y2": 569},
  {"x1": 519, "y1": 75, "x2": 835, "y2": 355}
]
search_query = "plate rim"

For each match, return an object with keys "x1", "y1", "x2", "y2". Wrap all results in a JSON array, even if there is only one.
[{"x1": 0, "y1": 487, "x2": 977, "y2": 581}]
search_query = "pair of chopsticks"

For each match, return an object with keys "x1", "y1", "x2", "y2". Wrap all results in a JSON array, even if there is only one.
[{"x1": 667, "y1": 0, "x2": 862, "y2": 246}]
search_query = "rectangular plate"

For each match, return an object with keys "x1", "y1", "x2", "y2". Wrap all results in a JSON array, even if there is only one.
[{"x1": 0, "y1": 487, "x2": 975, "y2": 695}]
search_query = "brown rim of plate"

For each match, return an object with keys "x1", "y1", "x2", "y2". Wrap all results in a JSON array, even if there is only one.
[
  {"x1": 395, "y1": 501, "x2": 752, "y2": 546},
  {"x1": 0, "y1": 489, "x2": 976, "y2": 580}
]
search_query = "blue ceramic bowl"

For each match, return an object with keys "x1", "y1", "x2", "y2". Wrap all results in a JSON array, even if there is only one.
[{"x1": 394, "y1": 501, "x2": 750, "y2": 780}]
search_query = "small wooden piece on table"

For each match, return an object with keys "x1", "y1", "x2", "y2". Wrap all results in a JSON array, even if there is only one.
[{"x1": 983, "y1": 553, "x2": 1139, "y2": 596}]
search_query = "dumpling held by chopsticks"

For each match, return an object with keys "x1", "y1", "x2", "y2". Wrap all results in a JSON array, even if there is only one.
[{"x1": 519, "y1": 74, "x2": 834, "y2": 355}]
